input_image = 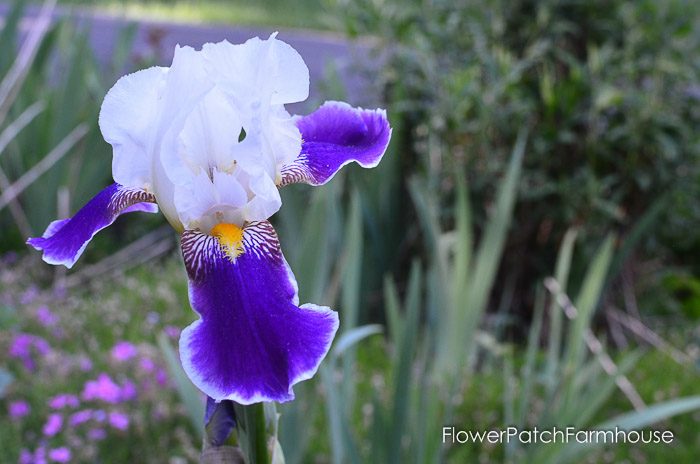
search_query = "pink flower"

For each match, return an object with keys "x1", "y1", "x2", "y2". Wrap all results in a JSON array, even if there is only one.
[
  {"x1": 20, "y1": 286, "x2": 38, "y2": 305},
  {"x1": 69, "y1": 409, "x2": 93, "y2": 426},
  {"x1": 110, "y1": 341, "x2": 137, "y2": 362},
  {"x1": 164, "y1": 325, "x2": 180, "y2": 338},
  {"x1": 82, "y1": 373, "x2": 125, "y2": 404},
  {"x1": 87, "y1": 428, "x2": 106, "y2": 441},
  {"x1": 36, "y1": 305, "x2": 58, "y2": 327},
  {"x1": 108, "y1": 411, "x2": 129, "y2": 431},
  {"x1": 19, "y1": 449, "x2": 33, "y2": 464},
  {"x1": 48, "y1": 394, "x2": 80, "y2": 410},
  {"x1": 43, "y1": 414, "x2": 63, "y2": 436},
  {"x1": 93, "y1": 410, "x2": 106, "y2": 422},
  {"x1": 156, "y1": 369, "x2": 168, "y2": 386},
  {"x1": 9, "y1": 333, "x2": 50, "y2": 371},
  {"x1": 139, "y1": 357, "x2": 155, "y2": 373},
  {"x1": 121, "y1": 380, "x2": 137, "y2": 400},
  {"x1": 26, "y1": 446, "x2": 47, "y2": 464},
  {"x1": 10, "y1": 334, "x2": 33, "y2": 358},
  {"x1": 48, "y1": 447, "x2": 71, "y2": 463},
  {"x1": 78, "y1": 356, "x2": 93, "y2": 372},
  {"x1": 8, "y1": 400, "x2": 30, "y2": 420}
]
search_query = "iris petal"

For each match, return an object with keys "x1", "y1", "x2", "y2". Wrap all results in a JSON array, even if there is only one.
[
  {"x1": 99, "y1": 66, "x2": 167, "y2": 189},
  {"x1": 280, "y1": 101, "x2": 392, "y2": 186},
  {"x1": 27, "y1": 183, "x2": 157, "y2": 268},
  {"x1": 179, "y1": 222, "x2": 339, "y2": 404}
]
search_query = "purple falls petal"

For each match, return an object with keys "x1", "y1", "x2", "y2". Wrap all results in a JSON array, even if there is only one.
[
  {"x1": 280, "y1": 100, "x2": 391, "y2": 186},
  {"x1": 179, "y1": 221, "x2": 339, "y2": 404},
  {"x1": 27, "y1": 183, "x2": 157, "y2": 268}
]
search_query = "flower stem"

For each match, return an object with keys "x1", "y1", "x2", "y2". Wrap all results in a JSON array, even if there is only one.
[
  {"x1": 203, "y1": 398, "x2": 282, "y2": 463},
  {"x1": 235, "y1": 402, "x2": 269, "y2": 463}
]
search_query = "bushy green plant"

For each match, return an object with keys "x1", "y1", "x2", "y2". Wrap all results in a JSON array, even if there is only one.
[{"x1": 331, "y1": 0, "x2": 700, "y2": 318}]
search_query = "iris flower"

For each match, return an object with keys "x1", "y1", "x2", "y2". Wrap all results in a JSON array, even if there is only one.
[{"x1": 28, "y1": 35, "x2": 391, "y2": 404}]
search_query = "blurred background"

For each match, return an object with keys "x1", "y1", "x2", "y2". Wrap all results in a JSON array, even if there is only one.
[{"x1": 1, "y1": 0, "x2": 699, "y2": 462}]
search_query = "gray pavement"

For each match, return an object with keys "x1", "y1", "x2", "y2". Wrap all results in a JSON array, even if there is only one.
[{"x1": 0, "y1": 2, "x2": 381, "y2": 113}]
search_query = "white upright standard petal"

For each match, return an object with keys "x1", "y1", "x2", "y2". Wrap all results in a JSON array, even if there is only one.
[
  {"x1": 151, "y1": 45, "x2": 215, "y2": 230},
  {"x1": 102, "y1": 37, "x2": 309, "y2": 235},
  {"x1": 178, "y1": 88, "x2": 244, "y2": 173},
  {"x1": 99, "y1": 67, "x2": 167, "y2": 190},
  {"x1": 267, "y1": 105, "x2": 303, "y2": 173},
  {"x1": 202, "y1": 33, "x2": 309, "y2": 106}
]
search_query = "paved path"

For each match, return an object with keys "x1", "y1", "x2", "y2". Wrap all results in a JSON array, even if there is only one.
[{"x1": 0, "y1": 2, "x2": 380, "y2": 112}]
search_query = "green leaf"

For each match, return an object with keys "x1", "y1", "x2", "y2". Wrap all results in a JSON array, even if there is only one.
[
  {"x1": 332, "y1": 324, "x2": 383, "y2": 358},
  {"x1": 157, "y1": 332, "x2": 205, "y2": 437},
  {"x1": 566, "y1": 235, "x2": 614, "y2": 370}
]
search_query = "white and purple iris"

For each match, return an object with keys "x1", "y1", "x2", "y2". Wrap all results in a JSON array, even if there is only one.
[{"x1": 27, "y1": 35, "x2": 391, "y2": 404}]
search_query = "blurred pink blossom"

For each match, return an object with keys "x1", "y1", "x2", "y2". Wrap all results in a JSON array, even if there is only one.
[
  {"x1": 139, "y1": 357, "x2": 155, "y2": 373},
  {"x1": 69, "y1": 409, "x2": 93, "y2": 427},
  {"x1": 35, "y1": 305, "x2": 58, "y2": 327},
  {"x1": 43, "y1": 413, "x2": 63, "y2": 436},
  {"x1": 22, "y1": 446, "x2": 47, "y2": 464},
  {"x1": 82, "y1": 373, "x2": 135, "y2": 404},
  {"x1": 121, "y1": 380, "x2": 137, "y2": 400},
  {"x1": 20, "y1": 286, "x2": 39, "y2": 305},
  {"x1": 87, "y1": 428, "x2": 106, "y2": 441},
  {"x1": 8, "y1": 400, "x2": 30, "y2": 420},
  {"x1": 156, "y1": 369, "x2": 168, "y2": 386},
  {"x1": 48, "y1": 447, "x2": 71, "y2": 463},
  {"x1": 110, "y1": 341, "x2": 137, "y2": 362},
  {"x1": 9, "y1": 333, "x2": 51, "y2": 370},
  {"x1": 164, "y1": 325, "x2": 180, "y2": 338},
  {"x1": 48, "y1": 394, "x2": 80, "y2": 410},
  {"x1": 108, "y1": 411, "x2": 130, "y2": 431},
  {"x1": 78, "y1": 356, "x2": 93, "y2": 372},
  {"x1": 19, "y1": 449, "x2": 33, "y2": 464}
]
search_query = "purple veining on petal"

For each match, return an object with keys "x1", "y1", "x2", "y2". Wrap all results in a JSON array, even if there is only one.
[
  {"x1": 26, "y1": 183, "x2": 158, "y2": 269},
  {"x1": 280, "y1": 101, "x2": 391, "y2": 186},
  {"x1": 178, "y1": 221, "x2": 339, "y2": 404}
]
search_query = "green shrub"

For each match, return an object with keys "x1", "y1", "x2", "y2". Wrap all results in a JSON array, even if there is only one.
[{"x1": 333, "y1": 0, "x2": 700, "y2": 317}]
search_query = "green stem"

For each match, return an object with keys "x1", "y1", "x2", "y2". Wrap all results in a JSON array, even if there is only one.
[{"x1": 234, "y1": 402, "x2": 270, "y2": 464}]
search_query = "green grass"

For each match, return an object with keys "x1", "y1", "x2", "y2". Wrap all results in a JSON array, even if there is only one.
[{"x1": 55, "y1": 0, "x2": 333, "y2": 30}]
